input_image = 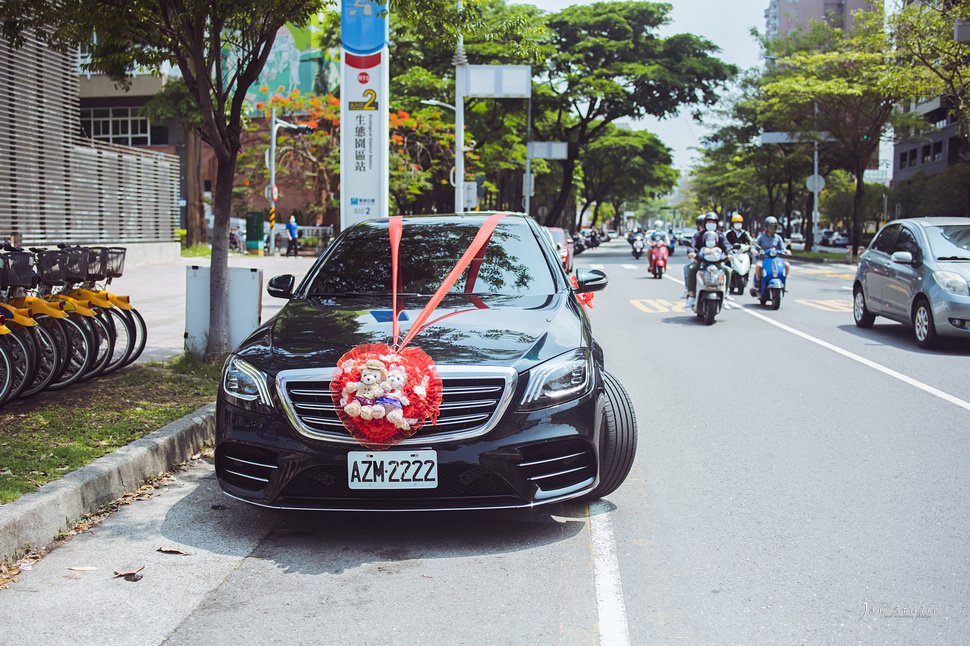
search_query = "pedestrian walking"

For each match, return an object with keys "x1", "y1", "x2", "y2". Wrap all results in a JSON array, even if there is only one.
[{"x1": 285, "y1": 214, "x2": 299, "y2": 257}]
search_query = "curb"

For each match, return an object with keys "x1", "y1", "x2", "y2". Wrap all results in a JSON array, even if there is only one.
[{"x1": 0, "y1": 403, "x2": 216, "y2": 562}]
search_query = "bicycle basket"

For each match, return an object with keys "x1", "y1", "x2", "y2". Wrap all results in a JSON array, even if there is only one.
[
  {"x1": 103, "y1": 247, "x2": 126, "y2": 278},
  {"x1": 0, "y1": 251, "x2": 36, "y2": 288},
  {"x1": 85, "y1": 247, "x2": 108, "y2": 281},
  {"x1": 63, "y1": 247, "x2": 91, "y2": 283},
  {"x1": 36, "y1": 250, "x2": 68, "y2": 286}
]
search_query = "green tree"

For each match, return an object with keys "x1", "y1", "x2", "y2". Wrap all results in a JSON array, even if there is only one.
[
  {"x1": 761, "y1": 3, "x2": 903, "y2": 256},
  {"x1": 578, "y1": 126, "x2": 675, "y2": 228},
  {"x1": 534, "y1": 1, "x2": 735, "y2": 228}
]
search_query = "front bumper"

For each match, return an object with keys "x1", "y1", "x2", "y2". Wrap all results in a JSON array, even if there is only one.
[
  {"x1": 931, "y1": 289, "x2": 970, "y2": 338},
  {"x1": 215, "y1": 384, "x2": 605, "y2": 511}
]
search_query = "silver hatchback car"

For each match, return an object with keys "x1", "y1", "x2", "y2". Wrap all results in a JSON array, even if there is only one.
[{"x1": 853, "y1": 217, "x2": 970, "y2": 348}]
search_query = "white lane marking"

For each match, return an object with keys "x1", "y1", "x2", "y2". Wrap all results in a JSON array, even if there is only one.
[
  {"x1": 841, "y1": 286, "x2": 852, "y2": 290},
  {"x1": 621, "y1": 264, "x2": 638, "y2": 270},
  {"x1": 588, "y1": 501, "x2": 631, "y2": 646},
  {"x1": 591, "y1": 264, "x2": 605, "y2": 270},
  {"x1": 663, "y1": 273, "x2": 970, "y2": 413}
]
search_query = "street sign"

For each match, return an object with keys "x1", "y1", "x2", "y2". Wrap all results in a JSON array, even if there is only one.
[
  {"x1": 340, "y1": 0, "x2": 390, "y2": 227},
  {"x1": 271, "y1": 184, "x2": 280, "y2": 201},
  {"x1": 806, "y1": 174, "x2": 825, "y2": 192},
  {"x1": 760, "y1": 131, "x2": 837, "y2": 144},
  {"x1": 464, "y1": 65, "x2": 531, "y2": 98},
  {"x1": 528, "y1": 142, "x2": 568, "y2": 160}
]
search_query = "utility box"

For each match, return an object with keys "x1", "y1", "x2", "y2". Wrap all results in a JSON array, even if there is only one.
[
  {"x1": 245, "y1": 211, "x2": 264, "y2": 253},
  {"x1": 185, "y1": 265, "x2": 263, "y2": 355}
]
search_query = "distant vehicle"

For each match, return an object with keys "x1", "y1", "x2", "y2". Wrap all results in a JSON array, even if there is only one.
[
  {"x1": 606, "y1": 229, "x2": 618, "y2": 239},
  {"x1": 790, "y1": 232, "x2": 805, "y2": 244},
  {"x1": 853, "y1": 217, "x2": 970, "y2": 348},
  {"x1": 832, "y1": 233, "x2": 851, "y2": 247},
  {"x1": 676, "y1": 228, "x2": 695, "y2": 246},
  {"x1": 544, "y1": 226, "x2": 574, "y2": 272},
  {"x1": 819, "y1": 229, "x2": 836, "y2": 246}
]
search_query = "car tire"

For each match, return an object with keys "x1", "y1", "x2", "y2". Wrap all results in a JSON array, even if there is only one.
[
  {"x1": 588, "y1": 371, "x2": 637, "y2": 499},
  {"x1": 853, "y1": 286, "x2": 875, "y2": 328},
  {"x1": 912, "y1": 298, "x2": 939, "y2": 349}
]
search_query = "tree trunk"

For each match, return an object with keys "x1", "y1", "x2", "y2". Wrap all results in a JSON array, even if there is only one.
[
  {"x1": 548, "y1": 154, "x2": 576, "y2": 228},
  {"x1": 205, "y1": 154, "x2": 236, "y2": 357},
  {"x1": 851, "y1": 165, "x2": 865, "y2": 260},
  {"x1": 184, "y1": 128, "x2": 206, "y2": 247}
]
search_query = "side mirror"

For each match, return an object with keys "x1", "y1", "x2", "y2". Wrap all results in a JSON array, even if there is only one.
[
  {"x1": 574, "y1": 269, "x2": 608, "y2": 293},
  {"x1": 890, "y1": 251, "x2": 914, "y2": 265},
  {"x1": 267, "y1": 274, "x2": 295, "y2": 299}
]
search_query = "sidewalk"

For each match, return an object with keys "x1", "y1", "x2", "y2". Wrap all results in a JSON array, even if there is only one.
[
  {"x1": 1, "y1": 252, "x2": 318, "y2": 561},
  {"x1": 108, "y1": 252, "x2": 318, "y2": 361}
]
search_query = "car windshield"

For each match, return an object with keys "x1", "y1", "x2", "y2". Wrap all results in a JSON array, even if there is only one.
[
  {"x1": 307, "y1": 219, "x2": 557, "y2": 296},
  {"x1": 925, "y1": 225, "x2": 970, "y2": 260},
  {"x1": 548, "y1": 229, "x2": 566, "y2": 245}
]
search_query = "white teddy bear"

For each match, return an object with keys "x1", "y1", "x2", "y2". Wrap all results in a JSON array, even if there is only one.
[
  {"x1": 380, "y1": 365, "x2": 411, "y2": 430},
  {"x1": 342, "y1": 359, "x2": 388, "y2": 420}
]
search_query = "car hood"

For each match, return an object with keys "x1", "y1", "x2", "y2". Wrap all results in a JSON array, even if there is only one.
[{"x1": 235, "y1": 292, "x2": 587, "y2": 374}]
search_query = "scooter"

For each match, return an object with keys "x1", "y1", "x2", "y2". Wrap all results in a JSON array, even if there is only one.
[
  {"x1": 756, "y1": 246, "x2": 788, "y2": 310},
  {"x1": 728, "y1": 243, "x2": 752, "y2": 294},
  {"x1": 692, "y1": 235, "x2": 728, "y2": 325},
  {"x1": 631, "y1": 235, "x2": 645, "y2": 259},
  {"x1": 648, "y1": 239, "x2": 668, "y2": 278}
]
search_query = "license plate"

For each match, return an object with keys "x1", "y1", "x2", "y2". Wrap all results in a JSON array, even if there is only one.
[{"x1": 347, "y1": 450, "x2": 438, "y2": 489}]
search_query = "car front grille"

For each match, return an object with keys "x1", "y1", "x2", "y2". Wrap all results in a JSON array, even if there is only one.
[{"x1": 276, "y1": 366, "x2": 517, "y2": 445}]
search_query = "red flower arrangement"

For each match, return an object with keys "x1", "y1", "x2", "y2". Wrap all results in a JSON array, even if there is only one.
[{"x1": 330, "y1": 344, "x2": 443, "y2": 450}]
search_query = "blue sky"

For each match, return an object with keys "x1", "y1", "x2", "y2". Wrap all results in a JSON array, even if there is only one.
[{"x1": 515, "y1": 0, "x2": 770, "y2": 171}]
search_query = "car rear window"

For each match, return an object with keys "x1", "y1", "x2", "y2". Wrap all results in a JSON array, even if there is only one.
[
  {"x1": 548, "y1": 229, "x2": 566, "y2": 245},
  {"x1": 925, "y1": 225, "x2": 970, "y2": 259},
  {"x1": 307, "y1": 220, "x2": 557, "y2": 296}
]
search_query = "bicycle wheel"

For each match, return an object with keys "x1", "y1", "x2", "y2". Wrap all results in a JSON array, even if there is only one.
[
  {"x1": 80, "y1": 310, "x2": 114, "y2": 379},
  {"x1": 1, "y1": 325, "x2": 37, "y2": 401},
  {"x1": 46, "y1": 315, "x2": 94, "y2": 390},
  {"x1": 36, "y1": 315, "x2": 69, "y2": 383},
  {"x1": 122, "y1": 307, "x2": 147, "y2": 366},
  {"x1": 101, "y1": 307, "x2": 135, "y2": 374},
  {"x1": 0, "y1": 338, "x2": 13, "y2": 405},
  {"x1": 18, "y1": 323, "x2": 60, "y2": 398}
]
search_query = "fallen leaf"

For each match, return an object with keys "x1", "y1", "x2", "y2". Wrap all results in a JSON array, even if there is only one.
[
  {"x1": 67, "y1": 566, "x2": 96, "y2": 572},
  {"x1": 113, "y1": 566, "x2": 145, "y2": 578},
  {"x1": 157, "y1": 547, "x2": 193, "y2": 556}
]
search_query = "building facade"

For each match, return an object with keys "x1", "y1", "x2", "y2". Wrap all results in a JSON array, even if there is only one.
[
  {"x1": 0, "y1": 32, "x2": 179, "y2": 258},
  {"x1": 765, "y1": 0, "x2": 874, "y2": 38}
]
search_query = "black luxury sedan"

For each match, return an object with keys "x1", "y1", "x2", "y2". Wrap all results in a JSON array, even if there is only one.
[{"x1": 216, "y1": 213, "x2": 637, "y2": 511}]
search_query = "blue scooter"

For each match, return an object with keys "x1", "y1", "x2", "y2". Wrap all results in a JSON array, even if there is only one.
[{"x1": 757, "y1": 247, "x2": 787, "y2": 310}]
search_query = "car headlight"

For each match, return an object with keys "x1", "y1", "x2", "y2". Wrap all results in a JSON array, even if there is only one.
[
  {"x1": 222, "y1": 356, "x2": 273, "y2": 408},
  {"x1": 519, "y1": 349, "x2": 593, "y2": 411},
  {"x1": 933, "y1": 271, "x2": 970, "y2": 297}
]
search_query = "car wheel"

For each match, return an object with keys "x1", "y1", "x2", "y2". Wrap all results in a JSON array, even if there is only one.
[
  {"x1": 588, "y1": 371, "x2": 637, "y2": 499},
  {"x1": 912, "y1": 298, "x2": 939, "y2": 349},
  {"x1": 853, "y1": 286, "x2": 875, "y2": 328}
]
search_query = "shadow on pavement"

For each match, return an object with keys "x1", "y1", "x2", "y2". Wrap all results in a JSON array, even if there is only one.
[
  {"x1": 836, "y1": 324, "x2": 970, "y2": 356},
  {"x1": 157, "y1": 470, "x2": 589, "y2": 576}
]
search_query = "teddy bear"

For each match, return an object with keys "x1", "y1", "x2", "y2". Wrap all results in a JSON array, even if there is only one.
[
  {"x1": 342, "y1": 359, "x2": 388, "y2": 420},
  {"x1": 379, "y1": 365, "x2": 411, "y2": 431}
]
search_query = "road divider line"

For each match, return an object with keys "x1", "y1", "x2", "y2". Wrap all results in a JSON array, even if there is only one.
[
  {"x1": 664, "y1": 273, "x2": 970, "y2": 413},
  {"x1": 621, "y1": 264, "x2": 638, "y2": 270},
  {"x1": 739, "y1": 307, "x2": 970, "y2": 412},
  {"x1": 591, "y1": 264, "x2": 605, "y2": 270},
  {"x1": 588, "y1": 501, "x2": 631, "y2": 646}
]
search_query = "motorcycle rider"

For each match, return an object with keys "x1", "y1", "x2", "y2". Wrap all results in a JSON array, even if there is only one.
[
  {"x1": 686, "y1": 212, "x2": 733, "y2": 309},
  {"x1": 750, "y1": 216, "x2": 791, "y2": 297},
  {"x1": 682, "y1": 214, "x2": 707, "y2": 290},
  {"x1": 726, "y1": 213, "x2": 753, "y2": 247}
]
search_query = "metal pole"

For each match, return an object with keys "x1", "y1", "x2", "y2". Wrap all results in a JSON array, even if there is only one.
[
  {"x1": 524, "y1": 93, "x2": 532, "y2": 217},
  {"x1": 810, "y1": 101, "x2": 820, "y2": 253},
  {"x1": 269, "y1": 107, "x2": 278, "y2": 255},
  {"x1": 453, "y1": 0, "x2": 466, "y2": 214}
]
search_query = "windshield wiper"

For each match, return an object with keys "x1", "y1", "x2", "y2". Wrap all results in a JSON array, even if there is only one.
[{"x1": 937, "y1": 256, "x2": 970, "y2": 261}]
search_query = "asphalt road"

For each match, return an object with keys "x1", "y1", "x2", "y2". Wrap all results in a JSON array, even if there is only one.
[{"x1": 2, "y1": 240, "x2": 969, "y2": 645}]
